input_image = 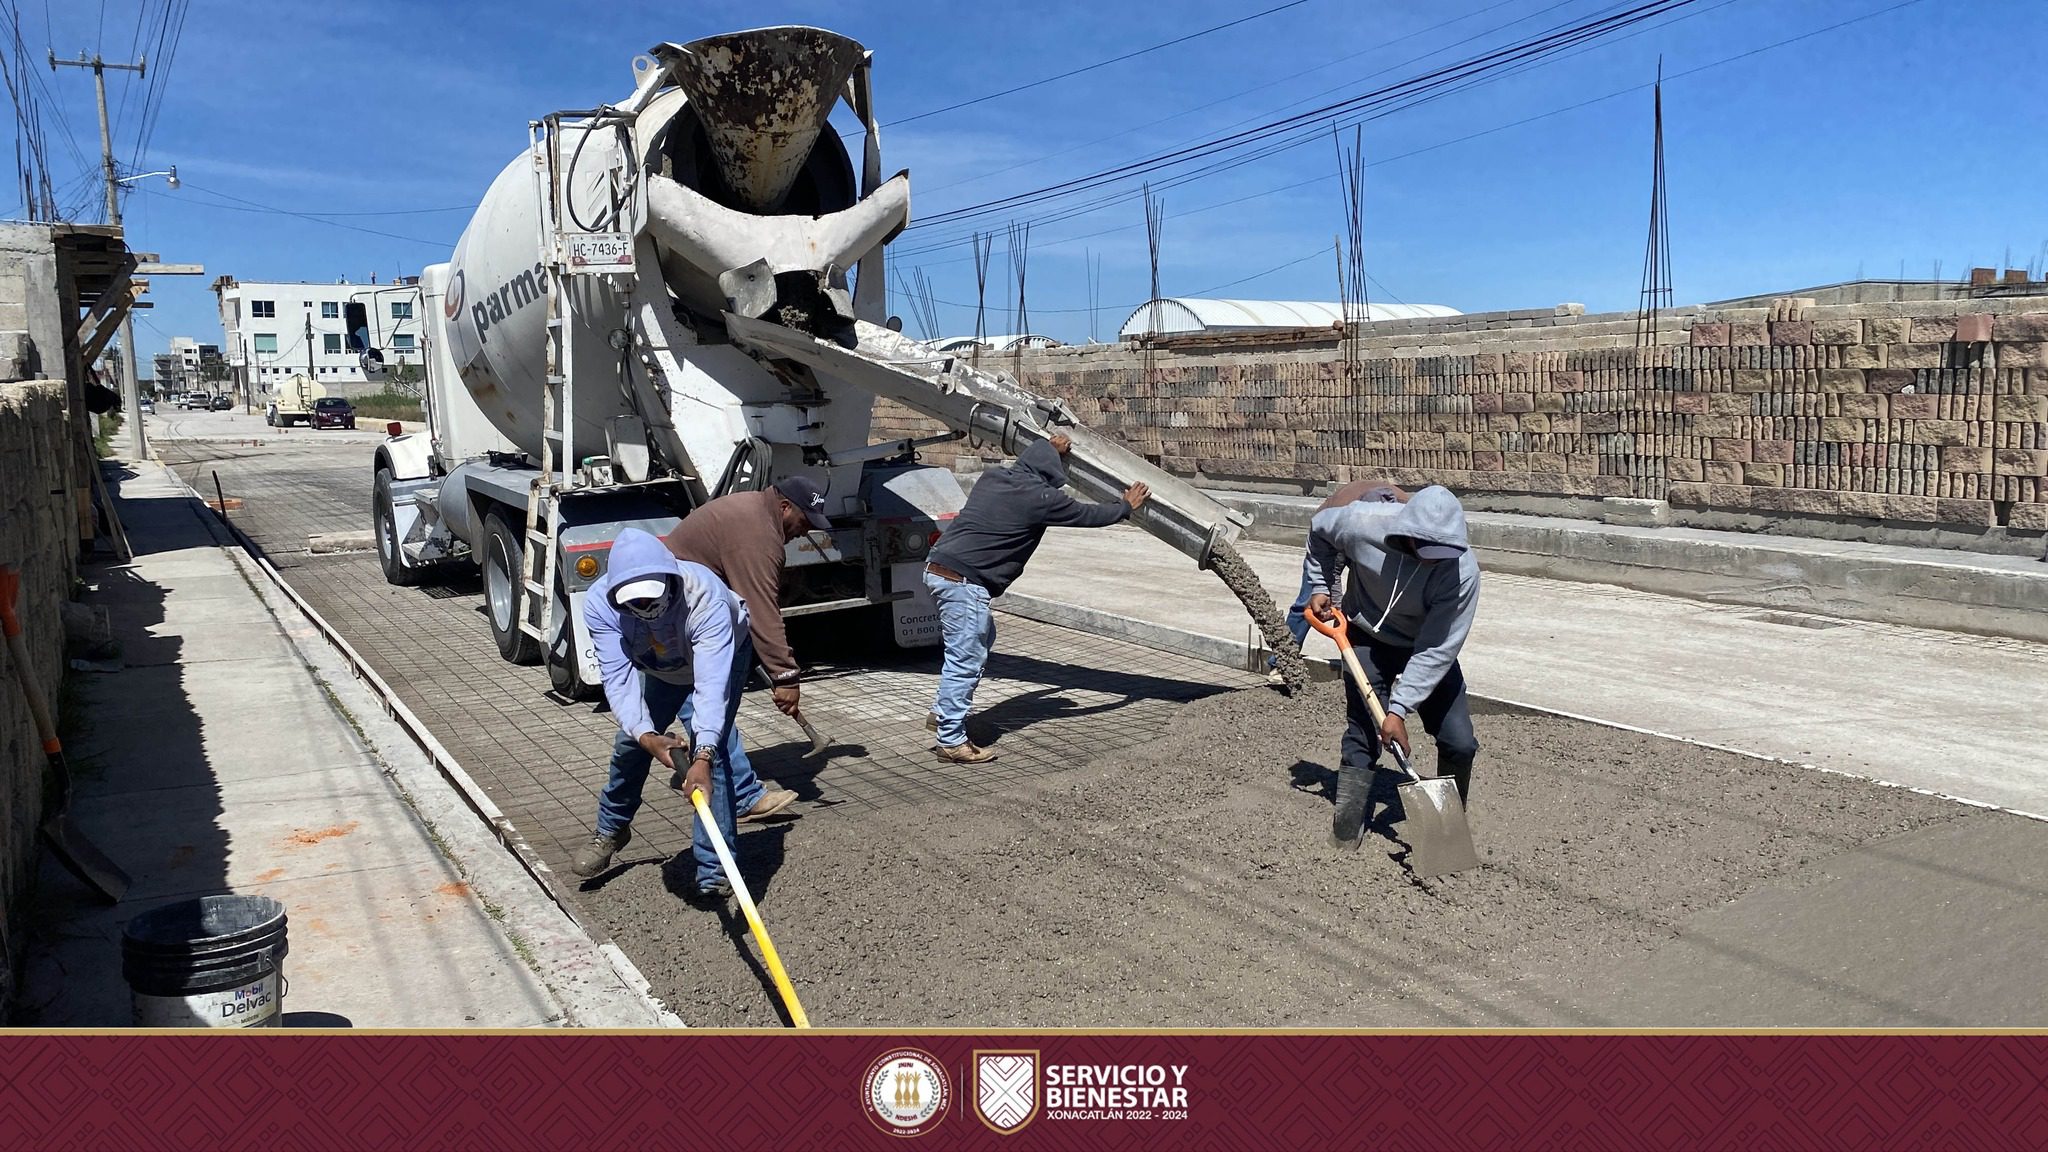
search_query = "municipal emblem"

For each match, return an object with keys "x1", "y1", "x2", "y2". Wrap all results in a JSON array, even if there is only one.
[
  {"x1": 862, "y1": 1047, "x2": 950, "y2": 1137},
  {"x1": 972, "y1": 1050, "x2": 1039, "y2": 1134}
]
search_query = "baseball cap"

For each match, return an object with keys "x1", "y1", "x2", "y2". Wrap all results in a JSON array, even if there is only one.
[
  {"x1": 612, "y1": 577, "x2": 669, "y2": 606},
  {"x1": 1388, "y1": 535, "x2": 1466, "y2": 562},
  {"x1": 773, "y1": 476, "x2": 833, "y2": 531}
]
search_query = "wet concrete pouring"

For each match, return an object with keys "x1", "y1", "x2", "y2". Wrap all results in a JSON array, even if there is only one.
[{"x1": 159, "y1": 430, "x2": 2041, "y2": 1028}]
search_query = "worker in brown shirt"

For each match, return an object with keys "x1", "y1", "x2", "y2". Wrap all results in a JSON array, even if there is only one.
[{"x1": 660, "y1": 476, "x2": 834, "y2": 822}]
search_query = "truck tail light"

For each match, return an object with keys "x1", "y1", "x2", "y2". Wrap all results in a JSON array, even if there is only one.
[{"x1": 386, "y1": 421, "x2": 403, "y2": 437}]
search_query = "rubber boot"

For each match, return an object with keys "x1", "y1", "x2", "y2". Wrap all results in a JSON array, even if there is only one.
[
  {"x1": 1439, "y1": 751, "x2": 1475, "y2": 805},
  {"x1": 1330, "y1": 761, "x2": 1370, "y2": 850}
]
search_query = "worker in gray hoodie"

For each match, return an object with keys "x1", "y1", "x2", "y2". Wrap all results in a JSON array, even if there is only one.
[
  {"x1": 923, "y1": 434, "x2": 1149, "y2": 763},
  {"x1": 570, "y1": 529, "x2": 752, "y2": 900},
  {"x1": 1304, "y1": 485, "x2": 1480, "y2": 848}
]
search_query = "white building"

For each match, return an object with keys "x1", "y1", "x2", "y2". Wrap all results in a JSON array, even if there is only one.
[
  {"x1": 1118, "y1": 297, "x2": 1461, "y2": 339},
  {"x1": 213, "y1": 276, "x2": 425, "y2": 399},
  {"x1": 158, "y1": 336, "x2": 220, "y2": 393}
]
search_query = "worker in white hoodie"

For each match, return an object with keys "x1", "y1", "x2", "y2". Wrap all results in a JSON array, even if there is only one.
[{"x1": 1304, "y1": 485, "x2": 1481, "y2": 849}]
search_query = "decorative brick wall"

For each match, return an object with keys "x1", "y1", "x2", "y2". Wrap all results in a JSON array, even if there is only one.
[{"x1": 873, "y1": 297, "x2": 2048, "y2": 532}]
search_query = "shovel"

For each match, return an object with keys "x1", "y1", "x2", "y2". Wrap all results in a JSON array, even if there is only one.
[
  {"x1": 685, "y1": 783, "x2": 811, "y2": 1027},
  {"x1": 755, "y1": 663, "x2": 828, "y2": 759},
  {"x1": 0, "y1": 568, "x2": 131, "y2": 902},
  {"x1": 1306, "y1": 605, "x2": 1479, "y2": 879}
]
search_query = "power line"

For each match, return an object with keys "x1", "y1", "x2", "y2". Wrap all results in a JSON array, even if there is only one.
[
  {"x1": 895, "y1": 0, "x2": 1920, "y2": 267},
  {"x1": 913, "y1": 0, "x2": 1538, "y2": 201},
  {"x1": 905, "y1": 1, "x2": 1698, "y2": 236},
  {"x1": 885, "y1": 0, "x2": 1313, "y2": 128},
  {"x1": 149, "y1": 179, "x2": 453, "y2": 246}
]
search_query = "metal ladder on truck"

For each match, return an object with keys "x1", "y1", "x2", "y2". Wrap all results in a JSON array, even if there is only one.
[{"x1": 515, "y1": 110, "x2": 633, "y2": 659}]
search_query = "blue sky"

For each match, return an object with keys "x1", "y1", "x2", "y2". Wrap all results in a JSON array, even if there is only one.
[{"x1": 15, "y1": 0, "x2": 2047, "y2": 358}]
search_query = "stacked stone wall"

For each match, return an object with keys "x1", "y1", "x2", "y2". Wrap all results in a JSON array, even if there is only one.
[
  {"x1": 871, "y1": 296, "x2": 2048, "y2": 531},
  {"x1": 0, "y1": 382, "x2": 75, "y2": 1007}
]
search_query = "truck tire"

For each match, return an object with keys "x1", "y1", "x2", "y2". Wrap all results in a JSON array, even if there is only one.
[
  {"x1": 374, "y1": 470, "x2": 423, "y2": 587},
  {"x1": 546, "y1": 575, "x2": 596, "y2": 700},
  {"x1": 483, "y1": 510, "x2": 541, "y2": 665}
]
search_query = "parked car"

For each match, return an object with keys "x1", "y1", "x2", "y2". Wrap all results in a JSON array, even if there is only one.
[
  {"x1": 310, "y1": 396, "x2": 357, "y2": 430},
  {"x1": 209, "y1": 393, "x2": 234, "y2": 411},
  {"x1": 139, "y1": 398, "x2": 154, "y2": 414},
  {"x1": 177, "y1": 393, "x2": 205, "y2": 409}
]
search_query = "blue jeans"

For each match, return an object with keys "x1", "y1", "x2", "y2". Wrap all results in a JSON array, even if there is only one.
[
  {"x1": 925, "y1": 570, "x2": 994, "y2": 747},
  {"x1": 596, "y1": 638, "x2": 761, "y2": 887},
  {"x1": 1273, "y1": 564, "x2": 1315, "y2": 666},
  {"x1": 1338, "y1": 628, "x2": 1479, "y2": 778}
]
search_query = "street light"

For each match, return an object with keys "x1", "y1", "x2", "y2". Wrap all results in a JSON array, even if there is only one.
[
  {"x1": 102, "y1": 162, "x2": 178, "y2": 456},
  {"x1": 114, "y1": 164, "x2": 178, "y2": 189}
]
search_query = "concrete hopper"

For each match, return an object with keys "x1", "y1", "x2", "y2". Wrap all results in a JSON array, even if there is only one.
[{"x1": 672, "y1": 26, "x2": 865, "y2": 213}]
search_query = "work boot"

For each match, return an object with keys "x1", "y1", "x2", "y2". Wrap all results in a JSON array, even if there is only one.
[
  {"x1": 1437, "y1": 751, "x2": 1475, "y2": 805},
  {"x1": 570, "y1": 827, "x2": 630, "y2": 879},
  {"x1": 933, "y1": 741, "x2": 997, "y2": 765},
  {"x1": 739, "y1": 786, "x2": 800, "y2": 824},
  {"x1": 1329, "y1": 762, "x2": 1370, "y2": 849},
  {"x1": 687, "y1": 877, "x2": 734, "y2": 905}
]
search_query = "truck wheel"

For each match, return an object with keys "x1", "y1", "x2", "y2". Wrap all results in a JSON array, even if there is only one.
[
  {"x1": 483, "y1": 510, "x2": 541, "y2": 664},
  {"x1": 546, "y1": 576, "x2": 596, "y2": 700},
  {"x1": 374, "y1": 470, "x2": 422, "y2": 587}
]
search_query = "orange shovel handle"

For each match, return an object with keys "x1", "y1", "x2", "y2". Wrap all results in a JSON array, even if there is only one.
[{"x1": 1303, "y1": 601, "x2": 1350, "y2": 647}]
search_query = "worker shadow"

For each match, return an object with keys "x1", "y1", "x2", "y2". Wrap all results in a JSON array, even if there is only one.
[
  {"x1": 1285, "y1": 758, "x2": 1420, "y2": 852},
  {"x1": 656, "y1": 821, "x2": 792, "y2": 904},
  {"x1": 744, "y1": 730, "x2": 867, "y2": 805},
  {"x1": 657, "y1": 825, "x2": 801, "y2": 1023}
]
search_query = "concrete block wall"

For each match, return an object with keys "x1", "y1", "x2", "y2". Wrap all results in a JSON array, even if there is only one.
[
  {"x1": 870, "y1": 297, "x2": 2048, "y2": 533},
  {"x1": 0, "y1": 382, "x2": 75, "y2": 1005}
]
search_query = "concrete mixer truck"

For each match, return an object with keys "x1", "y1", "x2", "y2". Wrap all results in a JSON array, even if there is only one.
[{"x1": 370, "y1": 25, "x2": 1301, "y2": 699}]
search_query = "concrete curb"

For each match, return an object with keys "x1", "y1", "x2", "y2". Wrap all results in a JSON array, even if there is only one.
[
  {"x1": 155, "y1": 459, "x2": 684, "y2": 1028},
  {"x1": 1000, "y1": 596, "x2": 2048, "y2": 827},
  {"x1": 1212, "y1": 490, "x2": 2048, "y2": 644}
]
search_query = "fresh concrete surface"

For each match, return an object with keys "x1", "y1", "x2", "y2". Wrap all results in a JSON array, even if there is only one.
[
  {"x1": 16, "y1": 459, "x2": 613, "y2": 1027},
  {"x1": 1545, "y1": 812, "x2": 2048, "y2": 1026},
  {"x1": 1011, "y1": 524, "x2": 2048, "y2": 817}
]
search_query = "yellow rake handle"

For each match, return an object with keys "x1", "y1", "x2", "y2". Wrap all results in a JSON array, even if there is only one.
[{"x1": 689, "y1": 786, "x2": 811, "y2": 1028}]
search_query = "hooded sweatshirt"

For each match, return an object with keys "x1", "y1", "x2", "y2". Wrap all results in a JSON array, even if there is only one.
[
  {"x1": 583, "y1": 528, "x2": 750, "y2": 751},
  {"x1": 927, "y1": 439, "x2": 1130, "y2": 596},
  {"x1": 1303, "y1": 485, "x2": 1480, "y2": 716}
]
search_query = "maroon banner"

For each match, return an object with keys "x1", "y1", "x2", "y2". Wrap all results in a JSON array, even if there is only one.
[{"x1": 2, "y1": 1032, "x2": 2046, "y2": 1150}]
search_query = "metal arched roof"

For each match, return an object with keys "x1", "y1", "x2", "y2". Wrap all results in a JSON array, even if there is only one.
[
  {"x1": 1119, "y1": 297, "x2": 1459, "y2": 338},
  {"x1": 932, "y1": 333, "x2": 1064, "y2": 353}
]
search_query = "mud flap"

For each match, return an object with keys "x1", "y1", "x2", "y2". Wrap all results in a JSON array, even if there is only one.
[{"x1": 890, "y1": 561, "x2": 939, "y2": 647}]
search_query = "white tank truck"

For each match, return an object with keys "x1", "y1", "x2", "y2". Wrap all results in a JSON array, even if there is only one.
[{"x1": 370, "y1": 26, "x2": 1303, "y2": 698}]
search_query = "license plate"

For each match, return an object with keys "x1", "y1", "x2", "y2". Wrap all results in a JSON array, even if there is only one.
[{"x1": 564, "y1": 233, "x2": 634, "y2": 273}]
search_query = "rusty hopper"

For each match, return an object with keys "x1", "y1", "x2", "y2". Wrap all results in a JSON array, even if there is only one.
[{"x1": 672, "y1": 27, "x2": 865, "y2": 212}]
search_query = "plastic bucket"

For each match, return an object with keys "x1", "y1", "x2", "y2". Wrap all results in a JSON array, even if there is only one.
[{"x1": 121, "y1": 895, "x2": 290, "y2": 1028}]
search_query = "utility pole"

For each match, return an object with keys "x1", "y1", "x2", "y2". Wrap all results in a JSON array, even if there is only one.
[
  {"x1": 304, "y1": 314, "x2": 318, "y2": 414},
  {"x1": 51, "y1": 50, "x2": 148, "y2": 460}
]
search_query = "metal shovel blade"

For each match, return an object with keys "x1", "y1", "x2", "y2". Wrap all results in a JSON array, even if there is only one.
[
  {"x1": 793, "y1": 711, "x2": 828, "y2": 759},
  {"x1": 40, "y1": 816, "x2": 130, "y2": 902},
  {"x1": 1396, "y1": 776, "x2": 1480, "y2": 879}
]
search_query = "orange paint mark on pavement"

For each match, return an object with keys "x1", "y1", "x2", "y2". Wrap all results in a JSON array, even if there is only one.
[
  {"x1": 283, "y1": 821, "x2": 359, "y2": 847},
  {"x1": 253, "y1": 867, "x2": 286, "y2": 883},
  {"x1": 435, "y1": 882, "x2": 470, "y2": 898}
]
